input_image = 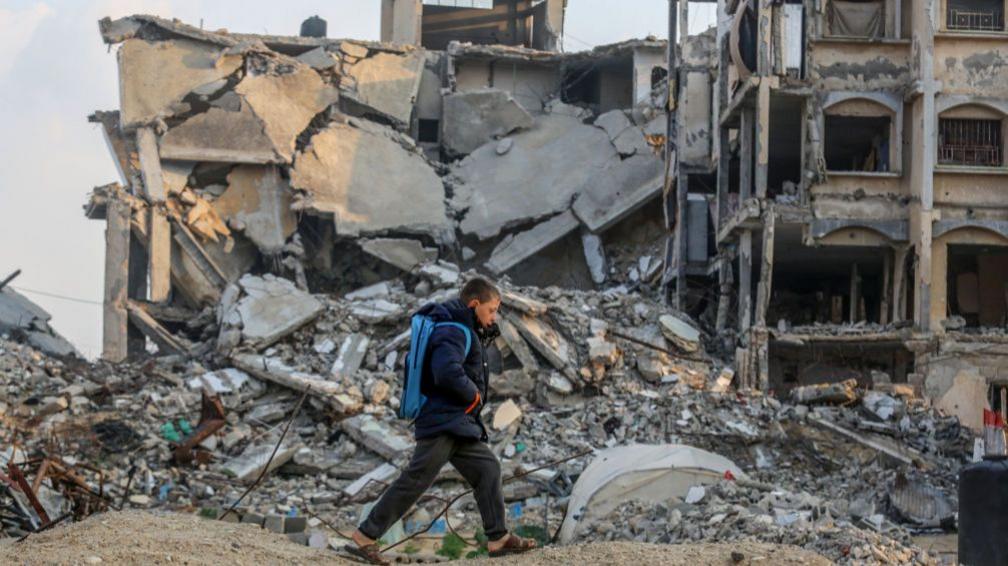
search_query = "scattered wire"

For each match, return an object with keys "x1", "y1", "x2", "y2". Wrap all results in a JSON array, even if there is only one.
[
  {"x1": 9, "y1": 286, "x2": 102, "y2": 306},
  {"x1": 218, "y1": 386, "x2": 310, "y2": 521}
]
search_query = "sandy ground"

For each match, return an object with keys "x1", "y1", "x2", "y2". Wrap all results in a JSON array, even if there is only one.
[{"x1": 0, "y1": 511, "x2": 831, "y2": 566}]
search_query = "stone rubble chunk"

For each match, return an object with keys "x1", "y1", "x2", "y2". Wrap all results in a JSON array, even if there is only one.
[
  {"x1": 442, "y1": 89, "x2": 534, "y2": 156},
  {"x1": 348, "y1": 299, "x2": 404, "y2": 323},
  {"x1": 340, "y1": 414, "x2": 414, "y2": 460},
  {"x1": 658, "y1": 313, "x2": 701, "y2": 353},
  {"x1": 492, "y1": 399, "x2": 522, "y2": 431},
  {"x1": 790, "y1": 378, "x2": 859, "y2": 404},
  {"x1": 235, "y1": 274, "x2": 324, "y2": 348},
  {"x1": 221, "y1": 437, "x2": 301, "y2": 483},
  {"x1": 359, "y1": 238, "x2": 438, "y2": 272},
  {"x1": 505, "y1": 312, "x2": 571, "y2": 371},
  {"x1": 330, "y1": 333, "x2": 370, "y2": 381}
]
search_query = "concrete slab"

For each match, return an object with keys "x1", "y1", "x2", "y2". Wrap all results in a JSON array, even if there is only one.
[
  {"x1": 117, "y1": 38, "x2": 242, "y2": 128},
  {"x1": 160, "y1": 102, "x2": 283, "y2": 164},
  {"x1": 450, "y1": 113, "x2": 618, "y2": 240},
  {"x1": 485, "y1": 211, "x2": 580, "y2": 274},
  {"x1": 658, "y1": 313, "x2": 701, "y2": 353},
  {"x1": 0, "y1": 288, "x2": 78, "y2": 357},
  {"x1": 296, "y1": 46, "x2": 339, "y2": 70},
  {"x1": 340, "y1": 414, "x2": 414, "y2": 460},
  {"x1": 505, "y1": 311, "x2": 571, "y2": 370},
  {"x1": 213, "y1": 166, "x2": 296, "y2": 254},
  {"x1": 291, "y1": 121, "x2": 452, "y2": 241},
  {"x1": 343, "y1": 50, "x2": 425, "y2": 125},
  {"x1": 331, "y1": 333, "x2": 370, "y2": 381},
  {"x1": 348, "y1": 298, "x2": 404, "y2": 323},
  {"x1": 571, "y1": 154, "x2": 664, "y2": 233},
  {"x1": 235, "y1": 274, "x2": 323, "y2": 348},
  {"x1": 221, "y1": 436, "x2": 301, "y2": 483},
  {"x1": 360, "y1": 238, "x2": 437, "y2": 271},
  {"x1": 234, "y1": 65, "x2": 339, "y2": 161},
  {"x1": 594, "y1": 109, "x2": 648, "y2": 156},
  {"x1": 442, "y1": 89, "x2": 534, "y2": 156}
]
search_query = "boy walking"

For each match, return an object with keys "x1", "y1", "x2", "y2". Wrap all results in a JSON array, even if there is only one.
[{"x1": 347, "y1": 277, "x2": 537, "y2": 564}]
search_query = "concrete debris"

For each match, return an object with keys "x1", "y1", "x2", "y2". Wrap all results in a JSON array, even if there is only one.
[
  {"x1": 348, "y1": 298, "x2": 404, "y2": 323},
  {"x1": 791, "y1": 378, "x2": 859, "y2": 405},
  {"x1": 485, "y1": 211, "x2": 580, "y2": 274},
  {"x1": 571, "y1": 154, "x2": 664, "y2": 233},
  {"x1": 492, "y1": 399, "x2": 523, "y2": 431},
  {"x1": 330, "y1": 333, "x2": 370, "y2": 381},
  {"x1": 505, "y1": 311, "x2": 571, "y2": 371},
  {"x1": 0, "y1": 287, "x2": 78, "y2": 357},
  {"x1": 340, "y1": 414, "x2": 413, "y2": 461},
  {"x1": 213, "y1": 166, "x2": 296, "y2": 253},
  {"x1": 341, "y1": 50, "x2": 425, "y2": 125},
  {"x1": 594, "y1": 109, "x2": 649, "y2": 156},
  {"x1": 658, "y1": 314, "x2": 701, "y2": 353},
  {"x1": 442, "y1": 89, "x2": 534, "y2": 156},
  {"x1": 359, "y1": 238, "x2": 437, "y2": 272},
  {"x1": 450, "y1": 112, "x2": 618, "y2": 240},
  {"x1": 222, "y1": 436, "x2": 301, "y2": 483},
  {"x1": 117, "y1": 38, "x2": 242, "y2": 128},
  {"x1": 290, "y1": 120, "x2": 452, "y2": 240},
  {"x1": 234, "y1": 274, "x2": 323, "y2": 348}
]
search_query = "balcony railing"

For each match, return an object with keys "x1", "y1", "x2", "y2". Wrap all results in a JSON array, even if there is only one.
[
  {"x1": 947, "y1": 7, "x2": 1005, "y2": 31},
  {"x1": 938, "y1": 118, "x2": 1003, "y2": 167}
]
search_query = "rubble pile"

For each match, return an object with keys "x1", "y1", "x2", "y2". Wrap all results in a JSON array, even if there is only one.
[
  {"x1": 581, "y1": 481, "x2": 935, "y2": 564},
  {"x1": 0, "y1": 267, "x2": 969, "y2": 562}
]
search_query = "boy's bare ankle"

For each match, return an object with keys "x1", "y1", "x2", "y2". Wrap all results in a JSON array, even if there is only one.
[{"x1": 352, "y1": 529, "x2": 375, "y2": 547}]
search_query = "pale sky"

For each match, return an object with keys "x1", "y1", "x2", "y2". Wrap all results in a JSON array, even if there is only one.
[{"x1": 0, "y1": 0, "x2": 715, "y2": 359}]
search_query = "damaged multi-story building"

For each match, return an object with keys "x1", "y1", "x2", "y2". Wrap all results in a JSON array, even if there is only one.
[
  {"x1": 85, "y1": 3, "x2": 674, "y2": 361},
  {"x1": 663, "y1": 0, "x2": 1008, "y2": 424}
]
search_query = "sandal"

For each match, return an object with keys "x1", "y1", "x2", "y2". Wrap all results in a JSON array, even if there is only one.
[
  {"x1": 342, "y1": 543, "x2": 390, "y2": 565},
  {"x1": 487, "y1": 534, "x2": 537, "y2": 557}
]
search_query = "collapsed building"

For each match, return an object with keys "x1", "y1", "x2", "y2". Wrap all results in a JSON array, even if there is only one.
[
  {"x1": 86, "y1": 7, "x2": 679, "y2": 365},
  {"x1": 663, "y1": 0, "x2": 1008, "y2": 430}
]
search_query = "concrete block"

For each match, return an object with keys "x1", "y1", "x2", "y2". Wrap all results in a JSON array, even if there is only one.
[
  {"x1": 241, "y1": 512, "x2": 265, "y2": 527},
  {"x1": 264, "y1": 514, "x2": 285, "y2": 533},
  {"x1": 442, "y1": 89, "x2": 534, "y2": 155},
  {"x1": 284, "y1": 516, "x2": 308, "y2": 533}
]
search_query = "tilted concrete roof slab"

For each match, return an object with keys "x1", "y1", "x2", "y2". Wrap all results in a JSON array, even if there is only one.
[
  {"x1": 290, "y1": 120, "x2": 453, "y2": 242},
  {"x1": 450, "y1": 113, "x2": 618, "y2": 240}
]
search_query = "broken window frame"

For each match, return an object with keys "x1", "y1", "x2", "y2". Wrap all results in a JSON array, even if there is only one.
[
  {"x1": 936, "y1": 105, "x2": 1007, "y2": 169},
  {"x1": 943, "y1": 0, "x2": 1007, "y2": 32},
  {"x1": 821, "y1": 95, "x2": 901, "y2": 176}
]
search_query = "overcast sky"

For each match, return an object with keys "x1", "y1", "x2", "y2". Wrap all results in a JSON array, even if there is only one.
[{"x1": 0, "y1": 0, "x2": 716, "y2": 359}]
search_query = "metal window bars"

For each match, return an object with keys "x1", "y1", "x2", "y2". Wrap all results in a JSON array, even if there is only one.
[
  {"x1": 938, "y1": 118, "x2": 1003, "y2": 167},
  {"x1": 947, "y1": 6, "x2": 1005, "y2": 31}
]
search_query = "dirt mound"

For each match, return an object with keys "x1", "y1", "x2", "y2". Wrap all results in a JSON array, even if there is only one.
[
  {"x1": 456, "y1": 540, "x2": 831, "y2": 565},
  {"x1": 0, "y1": 510, "x2": 830, "y2": 565},
  {"x1": 0, "y1": 510, "x2": 345, "y2": 566}
]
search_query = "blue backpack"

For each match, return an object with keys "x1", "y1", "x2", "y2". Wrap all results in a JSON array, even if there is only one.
[{"x1": 398, "y1": 315, "x2": 472, "y2": 420}]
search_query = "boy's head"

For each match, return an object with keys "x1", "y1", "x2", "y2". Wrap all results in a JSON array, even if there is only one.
[{"x1": 460, "y1": 277, "x2": 501, "y2": 328}]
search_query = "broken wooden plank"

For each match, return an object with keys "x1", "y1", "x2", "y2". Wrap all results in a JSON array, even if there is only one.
[{"x1": 126, "y1": 300, "x2": 187, "y2": 355}]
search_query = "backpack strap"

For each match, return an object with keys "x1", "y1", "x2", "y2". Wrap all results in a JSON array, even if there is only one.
[{"x1": 435, "y1": 322, "x2": 472, "y2": 357}]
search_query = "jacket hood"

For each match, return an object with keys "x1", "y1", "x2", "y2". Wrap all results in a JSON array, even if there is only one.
[{"x1": 416, "y1": 298, "x2": 476, "y2": 328}]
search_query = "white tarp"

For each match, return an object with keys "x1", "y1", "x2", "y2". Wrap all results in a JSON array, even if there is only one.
[{"x1": 558, "y1": 444, "x2": 747, "y2": 544}]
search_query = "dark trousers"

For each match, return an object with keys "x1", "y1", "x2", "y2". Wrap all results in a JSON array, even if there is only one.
[{"x1": 359, "y1": 434, "x2": 507, "y2": 541}]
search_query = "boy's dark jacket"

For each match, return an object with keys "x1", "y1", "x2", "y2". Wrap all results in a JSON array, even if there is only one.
[{"x1": 413, "y1": 299, "x2": 490, "y2": 441}]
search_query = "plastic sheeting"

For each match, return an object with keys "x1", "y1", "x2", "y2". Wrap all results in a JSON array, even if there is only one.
[{"x1": 558, "y1": 444, "x2": 747, "y2": 544}]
